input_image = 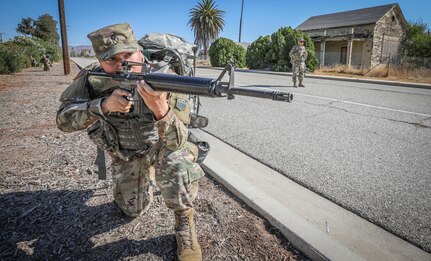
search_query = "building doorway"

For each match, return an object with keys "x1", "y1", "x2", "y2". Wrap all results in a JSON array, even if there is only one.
[{"x1": 340, "y1": 47, "x2": 347, "y2": 64}]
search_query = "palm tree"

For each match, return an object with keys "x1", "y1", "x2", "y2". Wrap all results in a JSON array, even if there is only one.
[{"x1": 188, "y1": 0, "x2": 225, "y2": 60}]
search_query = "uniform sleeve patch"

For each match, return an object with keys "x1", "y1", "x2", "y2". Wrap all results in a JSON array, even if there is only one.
[{"x1": 175, "y1": 98, "x2": 187, "y2": 111}]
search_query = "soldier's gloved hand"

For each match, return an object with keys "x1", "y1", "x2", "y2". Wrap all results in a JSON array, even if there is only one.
[
  {"x1": 101, "y1": 89, "x2": 133, "y2": 114},
  {"x1": 136, "y1": 80, "x2": 169, "y2": 120}
]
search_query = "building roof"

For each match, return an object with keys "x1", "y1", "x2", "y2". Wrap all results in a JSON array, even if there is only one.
[
  {"x1": 296, "y1": 3, "x2": 398, "y2": 31},
  {"x1": 235, "y1": 42, "x2": 251, "y2": 50}
]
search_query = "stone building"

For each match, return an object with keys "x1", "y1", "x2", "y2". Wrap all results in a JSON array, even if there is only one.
[{"x1": 296, "y1": 3, "x2": 408, "y2": 68}]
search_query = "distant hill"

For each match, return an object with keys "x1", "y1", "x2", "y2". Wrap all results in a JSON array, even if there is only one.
[{"x1": 69, "y1": 45, "x2": 95, "y2": 57}]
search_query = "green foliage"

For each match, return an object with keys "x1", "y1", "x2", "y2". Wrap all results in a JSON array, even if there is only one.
[
  {"x1": 246, "y1": 26, "x2": 319, "y2": 72},
  {"x1": 11, "y1": 36, "x2": 61, "y2": 63},
  {"x1": 16, "y1": 14, "x2": 60, "y2": 45},
  {"x1": 40, "y1": 40, "x2": 61, "y2": 61},
  {"x1": 32, "y1": 14, "x2": 60, "y2": 45},
  {"x1": 208, "y1": 37, "x2": 246, "y2": 68},
  {"x1": 12, "y1": 36, "x2": 45, "y2": 66},
  {"x1": 188, "y1": 0, "x2": 225, "y2": 58},
  {"x1": 0, "y1": 44, "x2": 25, "y2": 74},
  {"x1": 246, "y1": 36, "x2": 271, "y2": 69},
  {"x1": 403, "y1": 20, "x2": 431, "y2": 58},
  {"x1": 0, "y1": 36, "x2": 61, "y2": 74},
  {"x1": 1, "y1": 13, "x2": 61, "y2": 74},
  {"x1": 16, "y1": 17, "x2": 34, "y2": 36}
]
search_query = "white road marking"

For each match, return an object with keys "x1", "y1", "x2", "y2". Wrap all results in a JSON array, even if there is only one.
[
  {"x1": 235, "y1": 82, "x2": 431, "y2": 118},
  {"x1": 295, "y1": 93, "x2": 431, "y2": 117}
]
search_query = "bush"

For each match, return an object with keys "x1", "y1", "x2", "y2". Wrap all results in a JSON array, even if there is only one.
[
  {"x1": 246, "y1": 26, "x2": 319, "y2": 72},
  {"x1": 0, "y1": 36, "x2": 61, "y2": 74},
  {"x1": 12, "y1": 36, "x2": 61, "y2": 63},
  {"x1": 0, "y1": 45, "x2": 25, "y2": 74},
  {"x1": 403, "y1": 20, "x2": 431, "y2": 58},
  {"x1": 246, "y1": 36, "x2": 271, "y2": 69},
  {"x1": 208, "y1": 37, "x2": 246, "y2": 68}
]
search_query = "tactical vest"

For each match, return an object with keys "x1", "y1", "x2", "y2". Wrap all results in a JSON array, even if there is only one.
[
  {"x1": 290, "y1": 45, "x2": 307, "y2": 63},
  {"x1": 87, "y1": 71, "x2": 159, "y2": 160},
  {"x1": 86, "y1": 65, "x2": 194, "y2": 161}
]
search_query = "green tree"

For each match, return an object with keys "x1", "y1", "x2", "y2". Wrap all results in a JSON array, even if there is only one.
[
  {"x1": 188, "y1": 0, "x2": 225, "y2": 59},
  {"x1": 246, "y1": 35, "x2": 271, "y2": 69},
  {"x1": 16, "y1": 17, "x2": 34, "y2": 36},
  {"x1": 208, "y1": 37, "x2": 246, "y2": 68},
  {"x1": 5, "y1": 36, "x2": 61, "y2": 69},
  {"x1": 0, "y1": 44, "x2": 25, "y2": 74},
  {"x1": 10, "y1": 36, "x2": 45, "y2": 67},
  {"x1": 17, "y1": 14, "x2": 60, "y2": 45},
  {"x1": 403, "y1": 20, "x2": 431, "y2": 58},
  {"x1": 246, "y1": 27, "x2": 319, "y2": 72},
  {"x1": 32, "y1": 14, "x2": 60, "y2": 45}
]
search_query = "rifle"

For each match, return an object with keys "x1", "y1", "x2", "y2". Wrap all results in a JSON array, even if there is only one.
[{"x1": 87, "y1": 61, "x2": 293, "y2": 103}]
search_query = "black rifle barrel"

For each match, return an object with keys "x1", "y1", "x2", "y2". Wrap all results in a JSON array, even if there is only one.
[
  {"x1": 228, "y1": 87, "x2": 293, "y2": 102},
  {"x1": 88, "y1": 71, "x2": 293, "y2": 102},
  {"x1": 136, "y1": 73, "x2": 219, "y2": 97}
]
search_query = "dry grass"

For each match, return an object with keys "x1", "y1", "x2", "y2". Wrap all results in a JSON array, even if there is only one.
[
  {"x1": 314, "y1": 64, "x2": 431, "y2": 84},
  {"x1": 317, "y1": 65, "x2": 364, "y2": 76},
  {"x1": 196, "y1": 59, "x2": 211, "y2": 67}
]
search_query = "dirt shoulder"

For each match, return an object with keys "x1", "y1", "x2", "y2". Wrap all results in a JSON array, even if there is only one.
[
  {"x1": 312, "y1": 69, "x2": 431, "y2": 85},
  {"x1": 0, "y1": 63, "x2": 306, "y2": 260}
]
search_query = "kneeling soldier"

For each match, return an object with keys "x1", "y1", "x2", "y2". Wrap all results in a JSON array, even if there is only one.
[{"x1": 56, "y1": 23, "x2": 203, "y2": 261}]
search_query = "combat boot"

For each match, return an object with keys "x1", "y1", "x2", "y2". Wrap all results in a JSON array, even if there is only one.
[
  {"x1": 175, "y1": 208, "x2": 202, "y2": 261},
  {"x1": 299, "y1": 82, "x2": 305, "y2": 87}
]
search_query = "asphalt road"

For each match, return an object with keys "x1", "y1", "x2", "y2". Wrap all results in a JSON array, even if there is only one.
[{"x1": 195, "y1": 67, "x2": 431, "y2": 253}]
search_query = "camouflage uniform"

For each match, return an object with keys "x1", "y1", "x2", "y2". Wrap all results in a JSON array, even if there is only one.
[
  {"x1": 56, "y1": 24, "x2": 204, "y2": 217},
  {"x1": 30, "y1": 55, "x2": 38, "y2": 67},
  {"x1": 41, "y1": 54, "x2": 51, "y2": 71},
  {"x1": 289, "y1": 39, "x2": 308, "y2": 87}
]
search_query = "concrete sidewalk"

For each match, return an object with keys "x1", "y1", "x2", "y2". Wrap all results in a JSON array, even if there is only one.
[
  {"x1": 190, "y1": 129, "x2": 431, "y2": 261},
  {"x1": 198, "y1": 66, "x2": 431, "y2": 89}
]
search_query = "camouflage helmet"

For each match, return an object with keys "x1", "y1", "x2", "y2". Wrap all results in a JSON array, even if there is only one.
[
  {"x1": 87, "y1": 23, "x2": 140, "y2": 61},
  {"x1": 298, "y1": 37, "x2": 305, "y2": 42}
]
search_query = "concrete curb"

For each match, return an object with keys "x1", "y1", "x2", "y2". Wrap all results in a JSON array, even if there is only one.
[
  {"x1": 197, "y1": 66, "x2": 431, "y2": 89},
  {"x1": 190, "y1": 129, "x2": 431, "y2": 261}
]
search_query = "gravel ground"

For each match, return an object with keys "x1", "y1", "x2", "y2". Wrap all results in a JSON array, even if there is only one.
[{"x1": 0, "y1": 63, "x2": 307, "y2": 260}]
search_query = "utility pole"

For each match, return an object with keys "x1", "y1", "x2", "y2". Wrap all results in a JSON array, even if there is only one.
[
  {"x1": 238, "y1": 0, "x2": 244, "y2": 42},
  {"x1": 0, "y1": 33, "x2": 4, "y2": 43},
  {"x1": 58, "y1": 0, "x2": 70, "y2": 75}
]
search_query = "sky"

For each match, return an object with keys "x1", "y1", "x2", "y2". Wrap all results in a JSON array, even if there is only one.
[{"x1": 0, "y1": 0, "x2": 430, "y2": 46}]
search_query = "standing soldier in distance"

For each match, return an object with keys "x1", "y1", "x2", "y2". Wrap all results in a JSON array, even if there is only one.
[
  {"x1": 289, "y1": 37, "x2": 308, "y2": 87},
  {"x1": 56, "y1": 23, "x2": 204, "y2": 261},
  {"x1": 41, "y1": 54, "x2": 51, "y2": 71},
  {"x1": 30, "y1": 55, "x2": 38, "y2": 67}
]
